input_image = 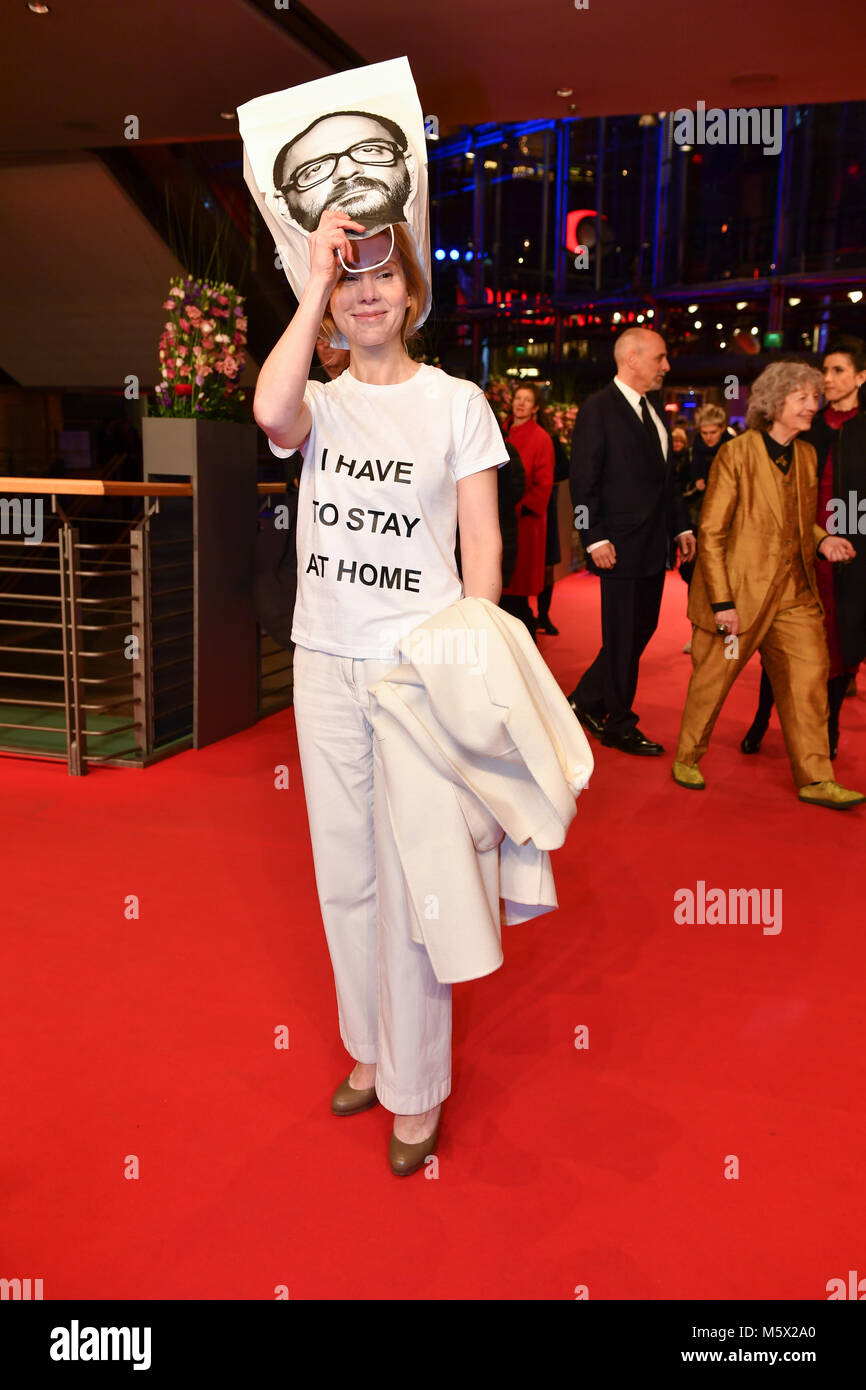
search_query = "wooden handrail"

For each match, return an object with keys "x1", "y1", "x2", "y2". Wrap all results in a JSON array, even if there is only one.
[
  {"x1": 0, "y1": 478, "x2": 288, "y2": 496},
  {"x1": 0, "y1": 478, "x2": 193, "y2": 497}
]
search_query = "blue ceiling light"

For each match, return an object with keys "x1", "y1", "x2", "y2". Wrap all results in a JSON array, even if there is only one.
[
  {"x1": 464, "y1": 250, "x2": 474, "y2": 261},
  {"x1": 449, "y1": 249, "x2": 460, "y2": 260},
  {"x1": 434, "y1": 248, "x2": 446, "y2": 261}
]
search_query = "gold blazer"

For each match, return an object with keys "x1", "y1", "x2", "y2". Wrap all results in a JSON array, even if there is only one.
[{"x1": 688, "y1": 429, "x2": 829, "y2": 634}]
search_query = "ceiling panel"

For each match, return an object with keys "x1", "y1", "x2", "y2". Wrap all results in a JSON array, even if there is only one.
[{"x1": 2, "y1": 0, "x2": 864, "y2": 159}]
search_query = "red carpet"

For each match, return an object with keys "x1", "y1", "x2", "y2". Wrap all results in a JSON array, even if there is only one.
[{"x1": 2, "y1": 570, "x2": 864, "y2": 1299}]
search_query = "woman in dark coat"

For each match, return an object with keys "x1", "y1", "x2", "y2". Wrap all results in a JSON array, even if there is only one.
[
  {"x1": 679, "y1": 406, "x2": 734, "y2": 650},
  {"x1": 742, "y1": 337, "x2": 866, "y2": 758},
  {"x1": 455, "y1": 432, "x2": 525, "y2": 590}
]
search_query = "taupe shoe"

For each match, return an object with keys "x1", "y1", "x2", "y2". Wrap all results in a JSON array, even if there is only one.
[
  {"x1": 798, "y1": 781, "x2": 866, "y2": 811},
  {"x1": 672, "y1": 760, "x2": 705, "y2": 789},
  {"x1": 389, "y1": 1111, "x2": 442, "y2": 1177},
  {"x1": 331, "y1": 1075, "x2": 379, "y2": 1116}
]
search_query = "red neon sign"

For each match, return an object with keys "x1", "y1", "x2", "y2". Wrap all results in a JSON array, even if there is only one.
[{"x1": 565, "y1": 209, "x2": 608, "y2": 254}]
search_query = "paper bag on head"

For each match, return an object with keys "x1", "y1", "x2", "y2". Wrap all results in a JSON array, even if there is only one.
[{"x1": 238, "y1": 56, "x2": 432, "y2": 350}]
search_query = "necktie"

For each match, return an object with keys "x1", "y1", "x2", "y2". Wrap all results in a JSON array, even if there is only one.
[{"x1": 639, "y1": 396, "x2": 666, "y2": 467}]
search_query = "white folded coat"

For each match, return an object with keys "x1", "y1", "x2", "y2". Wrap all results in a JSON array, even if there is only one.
[{"x1": 367, "y1": 597, "x2": 594, "y2": 984}]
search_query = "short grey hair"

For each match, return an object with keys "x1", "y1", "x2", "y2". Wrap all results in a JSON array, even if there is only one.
[{"x1": 746, "y1": 361, "x2": 823, "y2": 430}]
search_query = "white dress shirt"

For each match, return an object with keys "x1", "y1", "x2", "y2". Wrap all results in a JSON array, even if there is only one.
[{"x1": 585, "y1": 377, "x2": 692, "y2": 554}]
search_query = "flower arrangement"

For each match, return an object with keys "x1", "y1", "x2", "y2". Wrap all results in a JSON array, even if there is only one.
[
  {"x1": 152, "y1": 276, "x2": 248, "y2": 421},
  {"x1": 483, "y1": 374, "x2": 513, "y2": 423},
  {"x1": 547, "y1": 403, "x2": 579, "y2": 451}
]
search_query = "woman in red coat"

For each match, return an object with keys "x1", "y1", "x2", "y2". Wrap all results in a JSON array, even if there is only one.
[{"x1": 500, "y1": 384, "x2": 555, "y2": 640}]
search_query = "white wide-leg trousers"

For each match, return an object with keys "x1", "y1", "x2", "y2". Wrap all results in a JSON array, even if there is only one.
[{"x1": 291, "y1": 643, "x2": 452, "y2": 1114}]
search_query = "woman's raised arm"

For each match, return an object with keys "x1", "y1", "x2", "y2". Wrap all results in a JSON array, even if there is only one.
[{"x1": 253, "y1": 210, "x2": 365, "y2": 450}]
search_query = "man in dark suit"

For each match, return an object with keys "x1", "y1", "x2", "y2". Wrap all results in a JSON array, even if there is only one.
[{"x1": 567, "y1": 327, "x2": 695, "y2": 754}]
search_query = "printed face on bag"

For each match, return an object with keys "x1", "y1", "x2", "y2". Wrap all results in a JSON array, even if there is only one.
[
  {"x1": 273, "y1": 112, "x2": 414, "y2": 234},
  {"x1": 238, "y1": 58, "x2": 432, "y2": 343}
]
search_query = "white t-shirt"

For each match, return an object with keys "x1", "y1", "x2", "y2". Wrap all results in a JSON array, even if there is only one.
[{"x1": 268, "y1": 363, "x2": 508, "y2": 659}]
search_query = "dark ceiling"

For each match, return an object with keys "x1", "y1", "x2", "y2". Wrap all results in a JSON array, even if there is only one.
[{"x1": 2, "y1": 0, "x2": 865, "y2": 160}]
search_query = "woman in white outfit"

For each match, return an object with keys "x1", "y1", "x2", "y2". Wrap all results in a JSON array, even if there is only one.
[{"x1": 253, "y1": 208, "x2": 507, "y2": 1175}]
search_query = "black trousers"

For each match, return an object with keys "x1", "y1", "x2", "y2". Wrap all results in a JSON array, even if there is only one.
[
  {"x1": 500, "y1": 594, "x2": 538, "y2": 643},
  {"x1": 572, "y1": 570, "x2": 665, "y2": 736},
  {"x1": 748, "y1": 663, "x2": 849, "y2": 747}
]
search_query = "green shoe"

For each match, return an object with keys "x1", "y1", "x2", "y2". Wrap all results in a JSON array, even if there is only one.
[
  {"x1": 672, "y1": 760, "x2": 705, "y2": 789},
  {"x1": 798, "y1": 780, "x2": 866, "y2": 810}
]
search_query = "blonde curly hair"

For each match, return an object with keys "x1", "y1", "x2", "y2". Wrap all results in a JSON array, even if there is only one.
[{"x1": 746, "y1": 361, "x2": 823, "y2": 430}]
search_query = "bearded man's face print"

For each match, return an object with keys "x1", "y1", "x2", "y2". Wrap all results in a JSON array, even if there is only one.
[
  {"x1": 272, "y1": 111, "x2": 414, "y2": 237},
  {"x1": 238, "y1": 56, "x2": 432, "y2": 346}
]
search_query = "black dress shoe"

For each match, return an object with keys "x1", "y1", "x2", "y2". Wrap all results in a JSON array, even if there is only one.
[
  {"x1": 740, "y1": 732, "x2": 763, "y2": 754},
  {"x1": 601, "y1": 728, "x2": 664, "y2": 756},
  {"x1": 537, "y1": 618, "x2": 559, "y2": 635},
  {"x1": 568, "y1": 697, "x2": 607, "y2": 740}
]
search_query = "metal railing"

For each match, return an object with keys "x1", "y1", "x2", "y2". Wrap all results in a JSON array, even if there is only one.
[
  {"x1": 0, "y1": 485, "x2": 194, "y2": 774},
  {"x1": 1, "y1": 479, "x2": 296, "y2": 775}
]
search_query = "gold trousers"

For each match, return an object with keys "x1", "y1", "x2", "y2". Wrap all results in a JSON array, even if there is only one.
[{"x1": 676, "y1": 578, "x2": 832, "y2": 788}]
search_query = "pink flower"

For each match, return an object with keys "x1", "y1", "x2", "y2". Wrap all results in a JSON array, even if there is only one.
[
  {"x1": 162, "y1": 299, "x2": 177, "y2": 310},
  {"x1": 235, "y1": 316, "x2": 248, "y2": 331},
  {"x1": 186, "y1": 304, "x2": 202, "y2": 321},
  {"x1": 179, "y1": 317, "x2": 190, "y2": 331}
]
